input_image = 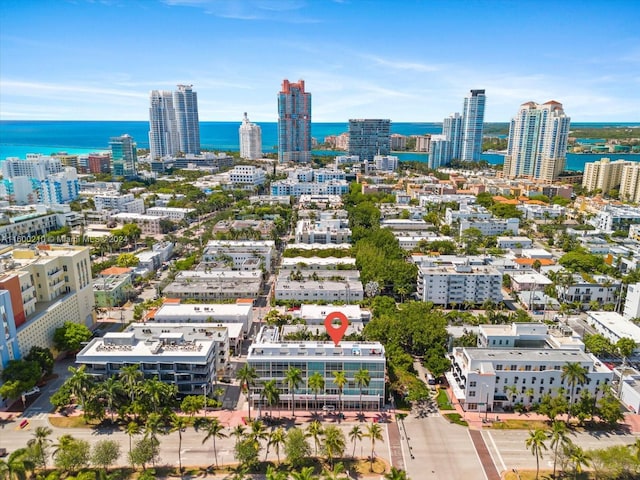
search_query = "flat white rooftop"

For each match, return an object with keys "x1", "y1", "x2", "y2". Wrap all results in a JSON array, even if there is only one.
[
  {"x1": 587, "y1": 311, "x2": 640, "y2": 343},
  {"x1": 154, "y1": 303, "x2": 252, "y2": 319}
]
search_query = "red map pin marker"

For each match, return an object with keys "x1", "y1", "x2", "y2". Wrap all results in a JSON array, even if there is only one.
[{"x1": 325, "y1": 312, "x2": 349, "y2": 346}]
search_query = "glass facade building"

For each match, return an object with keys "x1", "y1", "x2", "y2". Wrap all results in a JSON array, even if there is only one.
[
  {"x1": 348, "y1": 119, "x2": 391, "y2": 162},
  {"x1": 173, "y1": 84, "x2": 201, "y2": 155},
  {"x1": 460, "y1": 89, "x2": 486, "y2": 162}
]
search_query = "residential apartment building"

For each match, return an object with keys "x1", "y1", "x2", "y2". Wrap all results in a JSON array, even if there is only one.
[
  {"x1": 417, "y1": 264, "x2": 502, "y2": 306},
  {"x1": 153, "y1": 302, "x2": 253, "y2": 337},
  {"x1": 163, "y1": 270, "x2": 262, "y2": 301},
  {"x1": 582, "y1": 158, "x2": 632, "y2": 194},
  {"x1": 390, "y1": 134, "x2": 406, "y2": 151},
  {"x1": 109, "y1": 134, "x2": 138, "y2": 178},
  {"x1": 278, "y1": 79, "x2": 311, "y2": 163},
  {"x1": 585, "y1": 311, "x2": 640, "y2": 354},
  {"x1": 173, "y1": 84, "x2": 201, "y2": 155},
  {"x1": 414, "y1": 135, "x2": 431, "y2": 153},
  {"x1": 292, "y1": 304, "x2": 371, "y2": 326},
  {"x1": 623, "y1": 283, "x2": 640, "y2": 320},
  {"x1": 517, "y1": 203, "x2": 566, "y2": 221},
  {"x1": 271, "y1": 179, "x2": 349, "y2": 197},
  {"x1": 148, "y1": 90, "x2": 179, "y2": 160},
  {"x1": 202, "y1": 240, "x2": 275, "y2": 272},
  {"x1": 275, "y1": 277, "x2": 364, "y2": 303},
  {"x1": 247, "y1": 326, "x2": 385, "y2": 410},
  {"x1": 496, "y1": 236, "x2": 534, "y2": 249},
  {"x1": 0, "y1": 245, "x2": 94, "y2": 370},
  {"x1": 94, "y1": 193, "x2": 145, "y2": 214},
  {"x1": 86, "y1": 154, "x2": 111, "y2": 174},
  {"x1": 373, "y1": 155, "x2": 399, "y2": 172},
  {"x1": 348, "y1": 119, "x2": 391, "y2": 162},
  {"x1": 239, "y1": 112, "x2": 263, "y2": 160},
  {"x1": 109, "y1": 213, "x2": 165, "y2": 235},
  {"x1": 460, "y1": 89, "x2": 486, "y2": 161},
  {"x1": 503, "y1": 101, "x2": 571, "y2": 182},
  {"x1": 449, "y1": 347, "x2": 611, "y2": 412},
  {"x1": 294, "y1": 218, "x2": 351, "y2": 244},
  {"x1": 228, "y1": 165, "x2": 266, "y2": 189},
  {"x1": 459, "y1": 218, "x2": 520, "y2": 236},
  {"x1": 146, "y1": 207, "x2": 195, "y2": 222},
  {"x1": 0, "y1": 211, "x2": 66, "y2": 244},
  {"x1": 93, "y1": 271, "x2": 132, "y2": 308},
  {"x1": 280, "y1": 256, "x2": 356, "y2": 271},
  {"x1": 591, "y1": 205, "x2": 640, "y2": 232},
  {"x1": 445, "y1": 205, "x2": 492, "y2": 225},
  {"x1": 620, "y1": 162, "x2": 640, "y2": 203},
  {"x1": 556, "y1": 274, "x2": 620, "y2": 309},
  {"x1": 76, "y1": 324, "x2": 229, "y2": 394}
]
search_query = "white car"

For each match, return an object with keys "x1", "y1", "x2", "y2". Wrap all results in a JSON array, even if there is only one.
[
  {"x1": 22, "y1": 386, "x2": 40, "y2": 396},
  {"x1": 322, "y1": 405, "x2": 336, "y2": 412}
]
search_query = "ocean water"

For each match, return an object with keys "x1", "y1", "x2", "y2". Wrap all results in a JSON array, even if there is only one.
[{"x1": 1, "y1": 120, "x2": 639, "y2": 171}]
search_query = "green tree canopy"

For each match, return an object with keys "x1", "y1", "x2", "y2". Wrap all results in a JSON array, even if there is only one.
[{"x1": 53, "y1": 322, "x2": 92, "y2": 352}]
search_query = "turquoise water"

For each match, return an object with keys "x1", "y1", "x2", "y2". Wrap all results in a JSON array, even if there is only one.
[{"x1": 1, "y1": 120, "x2": 639, "y2": 171}]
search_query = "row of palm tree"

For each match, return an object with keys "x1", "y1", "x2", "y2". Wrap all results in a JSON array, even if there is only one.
[
  {"x1": 526, "y1": 420, "x2": 600, "y2": 480},
  {"x1": 237, "y1": 364, "x2": 372, "y2": 420}
]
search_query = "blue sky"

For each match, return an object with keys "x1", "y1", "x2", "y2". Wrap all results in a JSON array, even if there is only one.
[{"x1": 1, "y1": 0, "x2": 639, "y2": 122}]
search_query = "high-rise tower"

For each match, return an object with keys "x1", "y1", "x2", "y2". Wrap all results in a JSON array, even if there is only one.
[
  {"x1": 278, "y1": 79, "x2": 311, "y2": 163},
  {"x1": 443, "y1": 112, "x2": 463, "y2": 161},
  {"x1": 109, "y1": 134, "x2": 138, "y2": 178},
  {"x1": 148, "y1": 90, "x2": 179, "y2": 160},
  {"x1": 503, "y1": 101, "x2": 571, "y2": 182},
  {"x1": 348, "y1": 119, "x2": 391, "y2": 162},
  {"x1": 173, "y1": 84, "x2": 201, "y2": 155},
  {"x1": 239, "y1": 112, "x2": 263, "y2": 160},
  {"x1": 460, "y1": 89, "x2": 486, "y2": 161}
]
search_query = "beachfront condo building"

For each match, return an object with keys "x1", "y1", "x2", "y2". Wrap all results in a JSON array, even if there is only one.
[
  {"x1": 582, "y1": 158, "x2": 633, "y2": 195},
  {"x1": 174, "y1": 84, "x2": 201, "y2": 155},
  {"x1": 109, "y1": 134, "x2": 138, "y2": 178},
  {"x1": 239, "y1": 112, "x2": 263, "y2": 160},
  {"x1": 503, "y1": 101, "x2": 571, "y2": 183},
  {"x1": 461, "y1": 89, "x2": 486, "y2": 161},
  {"x1": 278, "y1": 79, "x2": 312, "y2": 164},
  {"x1": 348, "y1": 119, "x2": 391, "y2": 162},
  {"x1": 428, "y1": 89, "x2": 486, "y2": 167},
  {"x1": 148, "y1": 90, "x2": 179, "y2": 160},
  {"x1": 620, "y1": 162, "x2": 640, "y2": 203}
]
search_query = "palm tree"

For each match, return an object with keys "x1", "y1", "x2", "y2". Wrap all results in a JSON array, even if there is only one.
[
  {"x1": 349, "y1": 425, "x2": 363, "y2": 458},
  {"x1": 100, "y1": 376, "x2": 124, "y2": 422},
  {"x1": 308, "y1": 371, "x2": 325, "y2": 414},
  {"x1": 231, "y1": 425, "x2": 246, "y2": 448},
  {"x1": 365, "y1": 423, "x2": 384, "y2": 472},
  {"x1": 525, "y1": 428, "x2": 548, "y2": 480},
  {"x1": 119, "y1": 364, "x2": 143, "y2": 404},
  {"x1": 202, "y1": 417, "x2": 227, "y2": 468},
  {"x1": 236, "y1": 364, "x2": 258, "y2": 420},
  {"x1": 126, "y1": 421, "x2": 140, "y2": 457},
  {"x1": 322, "y1": 461, "x2": 348, "y2": 480},
  {"x1": 354, "y1": 369, "x2": 371, "y2": 414},
  {"x1": 142, "y1": 377, "x2": 165, "y2": 414},
  {"x1": 67, "y1": 365, "x2": 94, "y2": 411},
  {"x1": 2, "y1": 448, "x2": 35, "y2": 480},
  {"x1": 267, "y1": 427, "x2": 286, "y2": 464},
  {"x1": 561, "y1": 362, "x2": 588, "y2": 422},
  {"x1": 568, "y1": 445, "x2": 590, "y2": 480},
  {"x1": 306, "y1": 419, "x2": 324, "y2": 456},
  {"x1": 384, "y1": 467, "x2": 411, "y2": 480},
  {"x1": 261, "y1": 379, "x2": 280, "y2": 419},
  {"x1": 323, "y1": 425, "x2": 346, "y2": 469},
  {"x1": 547, "y1": 420, "x2": 571, "y2": 478},
  {"x1": 144, "y1": 412, "x2": 165, "y2": 466},
  {"x1": 290, "y1": 466, "x2": 316, "y2": 480},
  {"x1": 284, "y1": 366, "x2": 303, "y2": 417},
  {"x1": 248, "y1": 419, "x2": 268, "y2": 449},
  {"x1": 170, "y1": 414, "x2": 189, "y2": 474},
  {"x1": 332, "y1": 370, "x2": 347, "y2": 420},
  {"x1": 27, "y1": 425, "x2": 52, "y2": 468}
]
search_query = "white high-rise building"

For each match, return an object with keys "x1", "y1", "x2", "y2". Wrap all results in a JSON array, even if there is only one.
[
  {"x1": 239, "y1": 112, "x2": 262, "y2": 160},
  {"x1": 1, "y1": 155, "x2": 63, "y2": 179},
  {"x1": 460, "y1": 89, "x2": 486, "y2": 161},
  {"x1": 582, "y1": 158, "x2": 632, "y2": 194},
  {"x1": 148, "y1": 90, "x2": 179, "y2": 160},
  {"x1": 503, "y1": 101, "x2": 571, "y2": 182},
  {"x1": 173, "y1": 84, "x2": 200, "y2": 155},
  {"x1": 443, "y1": 112, "x2": 463, "y2": 161}
]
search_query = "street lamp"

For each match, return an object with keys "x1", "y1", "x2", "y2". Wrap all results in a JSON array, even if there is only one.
[{"x1": 202, "y1": 383, "x2": 208, "y2": 417}]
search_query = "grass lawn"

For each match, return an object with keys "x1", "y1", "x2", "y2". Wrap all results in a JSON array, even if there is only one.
[
  {"x1": 436, "y1": 389, "x2": 453, "y2": 409},
  {"x1": 503, "y1": 470, "x2": 590, "y2": 480},
  {"x1": 48, "y1": 416, "x2": 101, "y2": 429},
  {"x1": 444, "y1": 413, "x2": 468, "y2": 427},
  {"x1": 489, "y1": 419, "x2": 550, "y2": 430}
]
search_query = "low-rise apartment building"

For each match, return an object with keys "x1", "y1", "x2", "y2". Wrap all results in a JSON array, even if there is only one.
[
  {"x1": 556, "y1": 274, "x2": 621, "y2": 309},
  {"x1": 163, "y1": 270, "x2": 263, "y2": 301},
  {"x1": 275, "y1": 277, "x2": 364, "y2": 303},
  {"x1": 110, "y1": 213, "x2": 165, "y2": 235},
  {"x1": 417, "y1": 264, "x2": 502, "y2": 306},
  {"x1": 94, "y1": 193, "x2": 145, "y2": 214},
  {"x1": 202, "y1": 240, "x2": 275, "y2": 272},
  {"x1": 459, "y1": 218, "x2": 519, "y2": 236},
  {"x1": 76, "y1": 325, "x2": 230, "y2": 394},
  {"x1": 585, "y1": 311, "x2": 640, "y2": 354},
  {"x1": 229, "y1": 165, "x2": 266, "y2": 189},
  {"x1": 247, "y1": 326, "x2": 385, "y2": 410},
  {"x1": 146, "y1": 207, "x2": 196, "y2": 222},
  {"x1": 294, "y1": 218, "x2": 351, "y2": 244}
]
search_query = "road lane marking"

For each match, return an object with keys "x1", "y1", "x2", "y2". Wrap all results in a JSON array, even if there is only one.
[
  {"x1": 467, "y1": 430, "x2": 489, "y2": 480},
  {"x1": 485, "y1": 431, "x2": 507, "y2": 473}
]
